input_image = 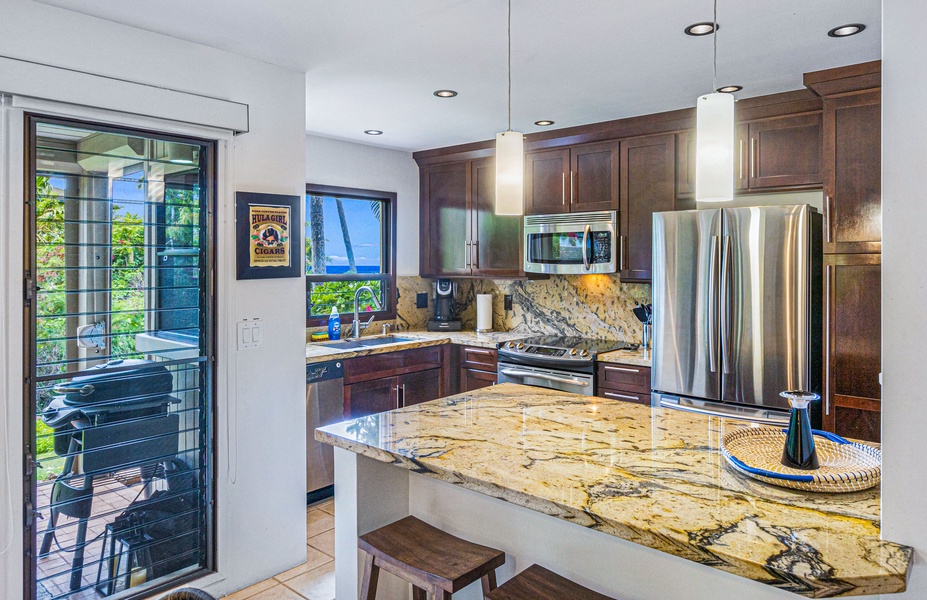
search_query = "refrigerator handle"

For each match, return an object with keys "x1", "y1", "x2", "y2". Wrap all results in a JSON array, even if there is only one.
[
  {"x1": 708, "y1": 236, "x2": 719, "y2": 373},
  {"x1": 720, "y1": 235, "x2": 733, "y2": 374}
]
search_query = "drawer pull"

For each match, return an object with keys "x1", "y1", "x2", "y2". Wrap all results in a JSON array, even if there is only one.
[
  {"x1": 604, "y1": 365, "x2": 641, "y2": 374},
  {"x1": 603, "y1": 391, "x2": 642, "y2": 401},
  {"x1": 465, "y1": 348, "x2": 495, "y2": 356}
]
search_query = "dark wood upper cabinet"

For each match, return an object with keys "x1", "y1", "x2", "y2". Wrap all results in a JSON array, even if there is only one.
[
  {"x1": 619, "y1": 134, "x2": 685, "y2": 282},
  {"x1": 823, "y1": 90, "x2": 881, "y2": 254},
  {"x1": 525, "y1": 149, "x2": 570, "y2": 214},
  {"x1": 570, "y1": 141, "x2": 620, "y2": 213},
  {"x1": 471, "y1": 158, "x2": 522, "y2": 277},
  {"x1": 420, "y1": 162, "x2": 470, "y2": 276},
  {"x1": 822, "y1": 253, "x2": 881, "y2": 442},
  {"x1": 734, "y1": 113, "x2": 823, "y2": 192},
  {"x1": 420, "y1": 157, "x2": 523, "y2": 277},
  {"x1": 748, "y1": 113, "x2": 823, "y2": 189},
  {"x1": 675, "y1": 130, "x2": 696, "y2": 197},
  {"x1": 525, "y1": 143, "x2": 618, "y2": 215}
]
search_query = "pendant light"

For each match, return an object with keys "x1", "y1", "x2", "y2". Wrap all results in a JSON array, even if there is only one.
[
  {"x1": 695, "y1": 0, "x2": 734, "y2": 202},
  {"x1": 495, "y1": 0, "x2": 524, "y2": 215}
]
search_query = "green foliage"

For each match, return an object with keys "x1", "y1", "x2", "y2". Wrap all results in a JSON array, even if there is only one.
[
  {"x1": 309, "y1": 279, "x2": 383, "y2": 317},
  {"x1": 35, "y1": 420, "x2": 55, "y2": 456}
]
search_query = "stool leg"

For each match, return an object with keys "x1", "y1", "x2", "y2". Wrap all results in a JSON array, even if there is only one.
[
  {"x1": 411, "y1": 586, "x2": 427, "y2": 600},
  {"x1": 359, "y1": 553, "x2": 380, "y2": 600},
  {"x1": 480, "y1": 571, "x2": 498, "y2": 597}
]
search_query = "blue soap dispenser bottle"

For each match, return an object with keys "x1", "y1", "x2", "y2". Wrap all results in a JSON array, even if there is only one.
[{"x1": 328, "y1": 307, "x2": 341, "y2": 341}]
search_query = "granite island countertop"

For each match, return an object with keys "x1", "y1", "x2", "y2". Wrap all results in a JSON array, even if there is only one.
[{"x1": 316, "y1": 383, "x2": 911, "y2": 597}]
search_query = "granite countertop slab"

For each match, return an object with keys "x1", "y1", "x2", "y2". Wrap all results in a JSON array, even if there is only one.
[
  {"x1": 316, "y1": 383, "x2": 912, "y2": 597},
  {"x1": 307, "y1": 330, "x2": 650, "y2": 366},
  {"x1": 597, "y1": 346, "x2": 652, "y2": 367},
  {"x1": 306, "y1": 330, "x2": 526, "y2": 364}
]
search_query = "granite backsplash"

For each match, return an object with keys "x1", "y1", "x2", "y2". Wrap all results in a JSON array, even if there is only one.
[{"x1": 397, "y1": 275, "x2": 651, "y2": 344}]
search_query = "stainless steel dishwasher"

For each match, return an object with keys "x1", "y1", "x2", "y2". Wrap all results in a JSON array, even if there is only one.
[{"x1": 306, "y1": 360, "x2": 343, "y2": 502}]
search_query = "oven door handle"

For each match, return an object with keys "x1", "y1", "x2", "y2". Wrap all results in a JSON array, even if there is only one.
[{"x1": 500, "y1": 368, "x2": 590, "y2": 387}]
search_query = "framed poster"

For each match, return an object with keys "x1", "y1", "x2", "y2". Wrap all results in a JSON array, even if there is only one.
[{"x1": 236, "y1": 191, "x2": 302, "y2": 279}]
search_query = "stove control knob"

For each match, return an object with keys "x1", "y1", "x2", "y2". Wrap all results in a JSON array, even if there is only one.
[
  {"x1": 569, "y1": 348, "x2": 578, "y2": 356},
  {"x1": 507, "y1": 342, "x2": 515, "y2": 348},
  {"x1": 580, "y1": 349, "x2": 589, "y2": 357},
  {"x1": 516, "y1": 343, "x2": 525, "y2": 350}
]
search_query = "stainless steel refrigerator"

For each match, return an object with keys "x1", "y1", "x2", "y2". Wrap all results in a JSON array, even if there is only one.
[{"x1": 651, "y1": 205, "x2": 822, "y2": 425}]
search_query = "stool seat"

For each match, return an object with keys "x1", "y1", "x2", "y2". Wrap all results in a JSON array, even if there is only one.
[
  {"x1": 487, "y1": 565, "x2": 618, "y2": 600},
  {"x1": 358, "y1": 516, "x2": 505, "y2": 599}
]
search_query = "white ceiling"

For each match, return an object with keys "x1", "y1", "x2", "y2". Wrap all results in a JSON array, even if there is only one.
[{"x1": 37, "y1": 0, "x2": 881, "y2": 152}]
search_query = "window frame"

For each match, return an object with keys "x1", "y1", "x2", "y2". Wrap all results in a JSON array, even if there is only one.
[{"x1": 305, "y1": 183, "x2": 398, "y2": 328}]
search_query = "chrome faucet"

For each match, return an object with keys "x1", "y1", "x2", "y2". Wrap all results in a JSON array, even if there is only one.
[{"x1": 352, "y1": 286, "x2": 382, "y2": 339}]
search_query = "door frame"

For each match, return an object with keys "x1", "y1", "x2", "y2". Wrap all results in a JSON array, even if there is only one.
[{"x1": 20, "y1": 110, "x2": 220, "y2": 600}]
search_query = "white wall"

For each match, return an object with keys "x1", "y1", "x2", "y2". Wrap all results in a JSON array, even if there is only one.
[
  {"x1": 882, "y1": 1, "x2": 927, "y2": 597},
  {"x1": 306, "y1": 134, "x2": 420, "y2": 275},
  {"x1": 0, "y1": 1, "x2": 308, "y2": 598}
]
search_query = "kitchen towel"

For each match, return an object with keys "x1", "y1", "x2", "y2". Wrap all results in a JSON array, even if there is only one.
[{"x1": 476, "y1": 294, "x2": 493, "y2": 332}]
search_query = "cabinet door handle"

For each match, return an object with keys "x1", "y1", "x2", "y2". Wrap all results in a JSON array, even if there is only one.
[
  {"x1": 603, "y1": 391, "x2": 641, "y2": 401},
  {"x1": 401, "y1": 383, "x2": 407, "y2": 408},
  {"x1": 824, "y1": 195, "x2": 833, "y2": 244},
  {"x1": 562, "y1": 173, "x2": 566, "y2": 206},
  {"x1": 750, "y1": 137, "x2": 757, "y2": 179},
  {"x1": 570, "y1": 171, "x2": 575, "y2": 205},
  {"x1": 824, "y1": 265, "x2": 833, "y2": 417},
  {"x1": 604, "y1": 365, "x2": 641, "y2": 374},
  {"x1": 472, "y1": 240, "x2": 479, "y2": 269},
  {"x1": 619, "y1": 235, "x2": 626, "y2": 271},
  {"x1": 739, "y1": 139, "x2": 746, "y2": 181},
  {"x1": 465, "y1": 241, "x2": 471, "y2": 268}
]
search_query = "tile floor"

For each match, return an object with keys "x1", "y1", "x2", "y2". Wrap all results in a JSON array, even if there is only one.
[{"x1": 222, "y1": 499, "x2": 336, "y2": 600}]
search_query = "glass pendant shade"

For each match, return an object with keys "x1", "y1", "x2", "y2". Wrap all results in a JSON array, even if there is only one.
[
  {"x1": 495, "y1": 130, "x2": 524, "y2": 215},
  {"x1": 696, "y1": 92, "x2": 735, "y2": 202}
]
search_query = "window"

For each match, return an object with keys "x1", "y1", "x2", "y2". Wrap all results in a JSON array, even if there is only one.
[{"x1": 305, "y1": 184, "x2": 397, "y2": 326}]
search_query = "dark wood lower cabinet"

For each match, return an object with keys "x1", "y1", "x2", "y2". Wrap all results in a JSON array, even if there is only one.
[
  {"x1": 344, "y1": 376, "x2": 398, "y2": 419},
  {"x1": 343, "y1": 347, "x2": 447, "y2": 419},
  {"x1": 460, "y1": 368, "x2": 496, "y2": 392},
  {"x1": 399, "y1": 368, "x2": 443, "y2": 407},
  {"x1": 822, "y1": 253, "x2": 881, "y2": 442},
  {"x1": 596, "y1": 363, "x2": 652, "y2": 405}
]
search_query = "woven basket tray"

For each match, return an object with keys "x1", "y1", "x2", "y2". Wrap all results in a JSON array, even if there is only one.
[{"x1": 721, "y1": 427, "x2": 881, "y2": 493}]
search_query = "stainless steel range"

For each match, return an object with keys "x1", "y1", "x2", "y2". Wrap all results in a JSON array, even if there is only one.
[{"x1": 496, "y1": 335, "x2": 635, "y2": 396}]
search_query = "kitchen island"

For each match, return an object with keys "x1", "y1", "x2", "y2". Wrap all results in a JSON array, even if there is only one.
[{"x1": 315, "y1": 384, "x2": 911, "y2": 600}]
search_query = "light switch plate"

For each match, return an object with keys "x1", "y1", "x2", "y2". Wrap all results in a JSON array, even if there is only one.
[{"x1": 237, "y1": 318, "x2": 263, "y2": 350}]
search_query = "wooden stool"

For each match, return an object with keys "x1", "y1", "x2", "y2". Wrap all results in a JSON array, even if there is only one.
[
  {"x1": 358, "y1": 515, "x2": 505, "y2": 600},
  {"x1": 486, "y1": 564, "x2": 618, "y2": 600}
]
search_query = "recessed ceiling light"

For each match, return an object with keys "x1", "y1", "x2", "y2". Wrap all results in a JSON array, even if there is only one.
[
  {"x1": 434, "y1": 90, "x2": 458, "y2": 98},
  {"x1": 828, "y1": 23, "x2": 866, "y2": 38},
  {"x1": 534, "y1": 120, "x2": 555, "y2": 126},
  {"x1": 364, "y1": 130, "x2": 383, "y2": 136},
  {"x1": 684, "y1": 22, "x2": 718, "y2": 36},
  {"x1": 716, "y1": 85, "x2": 742, "y2": 93}
]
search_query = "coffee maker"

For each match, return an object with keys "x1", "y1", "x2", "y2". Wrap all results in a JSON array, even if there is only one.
[{"x1": 427, "y1": 279, "x2": 462, "y2": 331}]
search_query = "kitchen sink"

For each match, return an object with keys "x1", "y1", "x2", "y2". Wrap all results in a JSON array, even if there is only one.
[
  {"x1": 323, "y1": 336, "x2": 417, "y2": 350},
  {"x1": 323, "y1": 340, "x2": 366, "y2": 350},
  {"x1": 354, "y1": 336, "x2": 417, "y2": 347}
]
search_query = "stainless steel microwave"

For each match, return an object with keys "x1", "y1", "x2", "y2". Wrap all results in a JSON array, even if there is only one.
[{"x1": 523, "y1": 210, "x2": 617, "y2": 274}]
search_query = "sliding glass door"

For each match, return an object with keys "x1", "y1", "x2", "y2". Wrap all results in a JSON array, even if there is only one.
[{"x1": 24, "y1": 116, "x2": 215, "y2": 600}]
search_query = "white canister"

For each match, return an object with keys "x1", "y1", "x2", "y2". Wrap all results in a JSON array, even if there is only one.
[{"x1": 476, "y1": 294, "x2": 493, "y2": 332}]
